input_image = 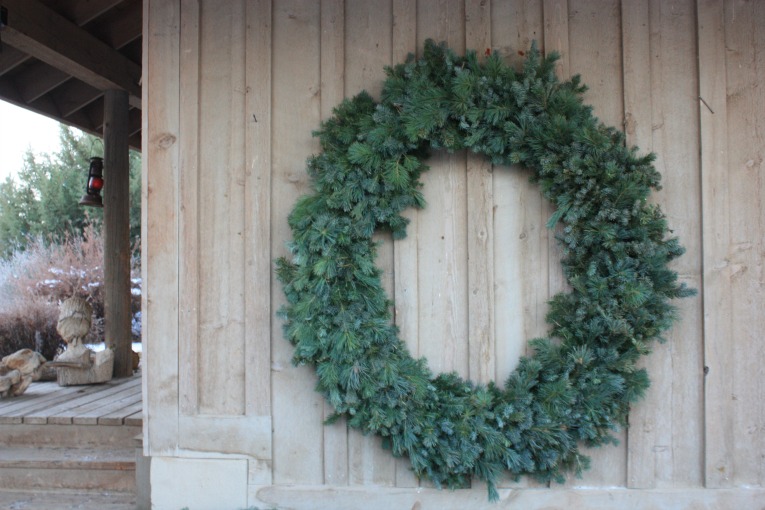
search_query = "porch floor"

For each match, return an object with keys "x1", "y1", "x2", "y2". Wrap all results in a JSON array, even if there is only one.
[{"x1": 0, "y1": 373, "x2": 142, "y2": 426}]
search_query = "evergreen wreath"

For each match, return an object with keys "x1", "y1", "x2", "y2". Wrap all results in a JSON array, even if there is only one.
[{"x1": 277, "y1": 41, "x2": 694, "y2": 500}]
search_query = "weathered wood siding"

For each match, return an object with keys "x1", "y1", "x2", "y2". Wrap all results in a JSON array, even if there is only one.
[{"x1": 143, "y1": 0, "x2": 765, "y2": 507}]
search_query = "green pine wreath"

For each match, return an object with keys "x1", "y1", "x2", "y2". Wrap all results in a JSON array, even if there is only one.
[{"x1": 277, "y1": 41, "x2": 693, "y2": 500}]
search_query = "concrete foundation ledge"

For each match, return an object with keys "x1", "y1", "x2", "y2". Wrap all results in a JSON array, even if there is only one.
[
  {"x1": 249, "y1": 485, "x2": 765, "y2": 510},
  {"x1": 148, "y1": 455, "x2": 765, "y2": 510},
  {"x1": 150, "y1": 456, "x2": 248, "y2": 510}
]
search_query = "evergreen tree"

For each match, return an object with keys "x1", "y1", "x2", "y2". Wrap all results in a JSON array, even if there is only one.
[{"x1": 0, "y1": 126, "x2": 141, "y2": 258}]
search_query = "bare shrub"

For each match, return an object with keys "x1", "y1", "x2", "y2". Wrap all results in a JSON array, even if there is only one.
[
  {"x1": 0, "y1": 297, "x2": 60, "y2": 360},
  {"x1": 15, "y1": 226, "x2": 104, "y2": 310},
  {"x1": 0, "y1": 224, "x2": 141, "y2": 359}
]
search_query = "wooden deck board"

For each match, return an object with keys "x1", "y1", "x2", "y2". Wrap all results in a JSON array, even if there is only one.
[
  {"x1": 0, "y1": 374, "x2": 142, "y2": 426},
  {"x1": 98, "y1": 400, "x2": 143, "y2": 426},
  {"x1": 75, "y1": 394, "x2": 142, "y2": 426},
  {"x1": 48, "y1": 384, "x2": 141, "y2": 425},
  {"x1": 0, "y1": 384, "x2": 107, "y2": 423},
  {"x1": 124, "y1": 410, "x2": 142, "y2": 427},
  {"x1": 23, "y1": 378, "x2": 140, "y2": 425}
]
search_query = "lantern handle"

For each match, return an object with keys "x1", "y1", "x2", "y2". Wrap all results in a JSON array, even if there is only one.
[{"x1": 89, "y1": 136, "x2": 104, "y2": 159}]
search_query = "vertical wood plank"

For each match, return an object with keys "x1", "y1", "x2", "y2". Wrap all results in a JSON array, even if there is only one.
[
  {"x1": 621, "y1": 0, "x2": 656, "y2": 489},
  {"x1": 320, "y1": 0, "x2": 349, "y2": 487},
  {"x1": 541, "y1": 0, "x2": 569, "y2": 316},
  {"x1": 345, "y1": 0, "x2": 397, "y2": 488},
  {"x1": 657, "y1": 0, "x2": 705, "y2": 487},
  {"x1": 243, "y1": 0, "x2": 274, "y2": 490},
  {"x1": 466, "y1": 0, "x2": 495, "y2": 387},
  {"x1": 245, "y1": 0, "x2": 274, "y2": 489},
  {"x1": 411, "y1": 0, "x2": 468, "y2": 490},
  {"x1": 543, "y1": 0, "x2": 569, "y2": 78},
  {"x1": 245, "y1": 0, "x2": 273, "y2": 418},
  {"x1": 391, "y1": 0, "x2": 419, "y2": 489},
  {"x1": 227, "y1": 0, "x2": 249, "y2": 413},
  {"x1": 620, "y1": 0, "x2": 652, "y2": 150},
  {"x1": 321, "y1": 0, "x2": 345, "y2": 109},
  {"x1": 565, "y1": 0, "x2": 627, "y2": 488},
  {"x1": 491, "y1": 0, "x2": 546, "y2": 387},
  {"x1": 698, "y1": 0, "x2": 732, "y2": 488},
  {"x1": 391, "y1": 0, "x2": 419, "y2": 369},
  {"x1": 143, "y1": 0, "x2": 181, "y2": 454},
  {"x1": 271, "y1": 0, "x2": 324, "y2": 485},
  {"x1": 416, "y1": 0, "x2": 468, "y2": 378},
  {"x1": 491, "y1": 0, "x2": 546, "y2": 490},
  {"x1": 629, "y1": 0, "x2": 704, "y2": 489},
  {"x1": 722, "y1": 0, "x2": 765, "y2": 487},
  {"x1": 567, "y1": 0, "x2": 623, "y2": 129},
  {"x1": 178, "y1": 0, "x2": 200, "y2": 417},
  {"x1": 196, "y1": 0, "x2": 247, "y2": 415}
]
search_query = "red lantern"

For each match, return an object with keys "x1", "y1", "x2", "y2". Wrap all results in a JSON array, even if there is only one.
[{"x1": 79, "y1": 157, "x2": 104, "y2": 207}]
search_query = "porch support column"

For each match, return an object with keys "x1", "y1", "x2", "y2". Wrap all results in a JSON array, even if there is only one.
[{"x1": 103, "y1": 88, "x2": 132, "y2": 378}]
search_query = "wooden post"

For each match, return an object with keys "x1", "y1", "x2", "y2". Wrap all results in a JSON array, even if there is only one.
[{"x1": 103, "y1": 89, "x2": 132, "y2": 378}]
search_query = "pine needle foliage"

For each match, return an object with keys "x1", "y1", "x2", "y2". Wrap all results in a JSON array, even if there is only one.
[{"x1": 277, "y1": 41, "x2": 694, "y2": 501}]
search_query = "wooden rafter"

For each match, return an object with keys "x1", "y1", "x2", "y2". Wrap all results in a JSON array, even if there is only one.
[
  {"x1": 0, "y1": 75, "x2": 97, "y2": 132},
  {"x1": 56, "y1": 0, "x2": 125, "y2": 27},
  {"x1": 0, "y1": 0, "x2": 141, "y2": 108},
  {"x1": 0, "y1": 46, "x2": 28, "y2": 77},
  {"x1": 85, "y1": 0, "x2": 142, "y2": 48},
  {"x1": 50, "y1": 79, "x2": 102, "y2": 118},
  {"x1": 16, "y1": 63, "x2": 71, "y2": 103}
]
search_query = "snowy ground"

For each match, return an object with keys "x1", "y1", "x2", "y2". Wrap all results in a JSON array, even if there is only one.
[{"x1": 86, "y1": 342, "x2": 142, "y2": 353}]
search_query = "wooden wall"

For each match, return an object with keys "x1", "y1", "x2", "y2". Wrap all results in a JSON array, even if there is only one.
[{"x1": 143, "y1": 0, "x2": 765, "y2": 507}]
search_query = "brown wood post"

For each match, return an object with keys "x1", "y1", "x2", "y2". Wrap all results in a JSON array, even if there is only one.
[{"x1": 103, "y1": 89, "x2": 132, "y2": 378}]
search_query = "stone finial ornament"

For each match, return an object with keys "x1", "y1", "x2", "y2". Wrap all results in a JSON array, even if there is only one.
[
  {"x1": 56, "y1": 295, "x2": 93, "y2": 346},
  {"x1": 48, "y1": 296, "x2": 114, "y2": 386}
]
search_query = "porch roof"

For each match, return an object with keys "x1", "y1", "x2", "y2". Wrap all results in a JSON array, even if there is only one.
[{"x1": 0, "y1": 0, "x2": 142, "y2": 149}]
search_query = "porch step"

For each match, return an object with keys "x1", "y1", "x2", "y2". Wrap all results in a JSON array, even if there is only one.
[
  {"x1": 0, "y1": 489, "x2": 136, "y2": 510},
  {"x1": 0, "y1": 446, "x2": 136, "y2": 493},
  {"x1": 0, "y1": 422, "x2": 141, "y2": 449}
]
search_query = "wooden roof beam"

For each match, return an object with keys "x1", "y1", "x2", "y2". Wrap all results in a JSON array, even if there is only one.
[
  {"x1": 27, "y1": 2, "x2": 143, "y2": 116},
  {"x1": 0, "y1": 0, "x2": 141, "y2": 109},
  {"x1": 10, "y1": 0, "x2": 141, "y2": 104}
]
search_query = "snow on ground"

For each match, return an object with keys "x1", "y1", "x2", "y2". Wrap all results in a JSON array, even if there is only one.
[{"x1": 86, "y1": 341, "x2": 142, "y2": 353}]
